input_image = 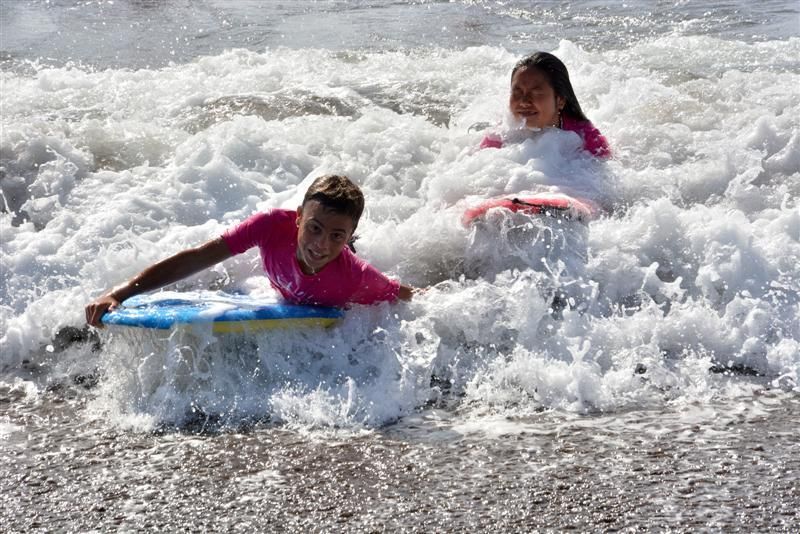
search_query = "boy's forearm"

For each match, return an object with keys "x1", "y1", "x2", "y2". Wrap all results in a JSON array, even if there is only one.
[
  {"x1": 106, "y1": 238, "x2": 232, "y2": 301},
  {"x1": 108, "y1": 252, "x2": 200, "y2": 300}
]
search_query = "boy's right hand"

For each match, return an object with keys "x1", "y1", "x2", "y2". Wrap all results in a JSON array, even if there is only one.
[{"x1": 85, "y1": 294, "x2": 121, "y2": 328}]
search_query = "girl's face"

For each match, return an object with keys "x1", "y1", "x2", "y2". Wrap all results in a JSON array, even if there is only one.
[
  {"x1": 295, "y1": 200, "x2": 355, "y2": 274},
  {"x1": 509, "y1": 66, "x2": 565, "y2": 129}
]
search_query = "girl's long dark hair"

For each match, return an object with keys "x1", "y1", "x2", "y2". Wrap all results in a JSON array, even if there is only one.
[{"x1": 511, "y1": 52, "x2": 589, "y2": 122}]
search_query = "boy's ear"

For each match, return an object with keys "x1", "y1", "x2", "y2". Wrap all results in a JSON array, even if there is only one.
[{"x1": 296, "y1": 206, "x2": 302, "y2": 227}]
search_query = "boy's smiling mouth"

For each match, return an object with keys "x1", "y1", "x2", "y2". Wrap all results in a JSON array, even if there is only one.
[{"x1": 306, "y1": 248, "x2": 326, "y2": 261}]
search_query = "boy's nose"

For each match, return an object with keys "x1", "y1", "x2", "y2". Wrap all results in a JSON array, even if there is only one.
[{"x1": 313, "y1": 234, "x2": 330, "y2": 252}]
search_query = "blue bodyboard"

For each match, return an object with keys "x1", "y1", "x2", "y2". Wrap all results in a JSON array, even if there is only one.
[{"x1": 101, "y1": 291, "x2": 343, "y2": 332}]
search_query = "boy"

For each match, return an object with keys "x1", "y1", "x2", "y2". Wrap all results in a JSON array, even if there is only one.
[{"x1": 85, "y1": 175, "x2": 414, "y2": 326}]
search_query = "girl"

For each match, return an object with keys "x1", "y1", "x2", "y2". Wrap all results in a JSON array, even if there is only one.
[
  {"x1": 481, "y1": 52, "x2": 610, "y2": 158},
  {"x1": 85, "y1": 175, "x2": 415, "y2": 327}
]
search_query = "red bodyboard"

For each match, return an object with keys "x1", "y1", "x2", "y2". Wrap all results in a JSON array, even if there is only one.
[{"x1": 462, "y1": 194, "x2": 599, "y2": 226}]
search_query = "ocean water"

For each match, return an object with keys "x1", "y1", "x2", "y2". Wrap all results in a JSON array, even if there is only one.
[{"x1": 1, "y1": 0, "x2": 799, "y2": 530}]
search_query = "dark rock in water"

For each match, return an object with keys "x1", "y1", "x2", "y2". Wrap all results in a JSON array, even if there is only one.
[
  {"x1": 73, "y1": 373, "x2": 99, "y2": 389},
  {"x1": 619, "y1": 293, "x2": 643, "y2": 315},
  {"x1": 429, "y1": 374, "x2": 453, "y2": 392},
  {"x1": 709, "y1": 363, "x2": 761, "y2": 376},
  {"x1": 550, "y1": 293, "x2": 567, "y2": 320},
  {"x1": 53, "y1": 325, "x2": 101, "y2": 353}
]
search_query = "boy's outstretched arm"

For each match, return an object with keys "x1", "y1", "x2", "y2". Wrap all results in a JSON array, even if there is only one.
[{"x1": 85, "y1": 238, "x2": 233, "y2": 327}]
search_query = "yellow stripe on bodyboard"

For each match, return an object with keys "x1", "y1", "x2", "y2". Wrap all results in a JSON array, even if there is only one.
[{"x1": 210, "y1": 316, "x2": 341, "y2": 333}]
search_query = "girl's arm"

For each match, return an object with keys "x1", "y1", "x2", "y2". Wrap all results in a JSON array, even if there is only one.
[{"x1": 85, "y1": 237, "x2": 233, "y2": 327}]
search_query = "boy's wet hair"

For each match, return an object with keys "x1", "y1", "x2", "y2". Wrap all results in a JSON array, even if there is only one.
[
  {"x1": 511, "y1": 52, "x2": 589, "y2": 122},
  {"x1": 302, "y1": 174, "x2": 365, "y2": 229}
]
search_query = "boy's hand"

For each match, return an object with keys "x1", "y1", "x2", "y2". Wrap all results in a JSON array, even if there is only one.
[
  {"x1": 85, "y1": 294, "x2": 122, "y2": 328},
  {"x1": 398, "y1": 284, "x2": 428, "y2": 301}
]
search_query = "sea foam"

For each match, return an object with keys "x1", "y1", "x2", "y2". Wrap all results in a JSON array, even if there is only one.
[{"x1": 1, "y1": 38, "x2": 798, "y2": 428}]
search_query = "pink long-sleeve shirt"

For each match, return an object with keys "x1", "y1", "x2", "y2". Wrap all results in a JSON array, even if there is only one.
[
  {"x1": 221, "y1": 209, "x2": 400, "y2": 308},
  {"x1": 480, "y1": 116, "x2": 611, "y2": 158}
]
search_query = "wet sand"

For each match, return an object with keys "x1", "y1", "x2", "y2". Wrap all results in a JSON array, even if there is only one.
[{"x1": 3, "y1": 384, "x2": 797, "y2": 532}]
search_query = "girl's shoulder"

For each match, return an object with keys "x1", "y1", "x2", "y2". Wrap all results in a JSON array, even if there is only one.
[
  {"x1": 479, "y1": 132, "x2": 504, "y2": 149},
  {"x1": 562, "y1": 116, "x2": 611, "y2": 158},
  {"x1": 470, "y1": 121, "x2": 505, "y2": 150}
]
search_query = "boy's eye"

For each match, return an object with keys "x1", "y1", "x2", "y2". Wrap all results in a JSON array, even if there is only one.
[{"x1": 331, "y1": 233, "x2": 346, "y2": 242}]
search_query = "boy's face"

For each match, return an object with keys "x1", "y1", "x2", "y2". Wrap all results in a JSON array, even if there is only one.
[
  {"x1": 295, "y1": 200, "x2": 355, "y2": 274},
  {"x1": 509, "y1": 66, "x2": 565, "y2": 129}
]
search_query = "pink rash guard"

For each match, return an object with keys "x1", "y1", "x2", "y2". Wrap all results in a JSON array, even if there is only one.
[
  {"x1": 480, "y1": 115, "x2": 611, "y2": 158},
  {"x1": 221, "y1": 209, "x2": 400, "y2": 308}
]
